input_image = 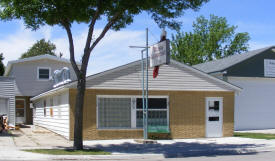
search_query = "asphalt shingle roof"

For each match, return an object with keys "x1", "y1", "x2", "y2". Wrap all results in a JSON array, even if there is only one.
[{"x1": 193, "y1": 46, "x2": 275, "y2": 73}]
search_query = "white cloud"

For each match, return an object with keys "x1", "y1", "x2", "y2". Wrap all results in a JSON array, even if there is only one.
[
  {"x1": 0, "y1": 22, "x2": 148, "y2": 75},
  {"x1": 53, "y1": 28, "x2": 146, "y2": 75}
]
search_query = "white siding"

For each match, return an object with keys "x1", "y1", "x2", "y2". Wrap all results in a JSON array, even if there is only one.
[
  {"x1": 8, "y1": 59, "x2": 77, "y2": 96},
  {"x1": 0, "y1": 78, "x2": 15, "y2": 126},
  {"x1": 85, "y1": 62, "x2": 233, "y2": 91},
  {"x1": 33, "y1": 91, "x2": 70, "y2": 139},
  {"x1": 228, "y1": 77, "x2": 275, "y2": 130}
]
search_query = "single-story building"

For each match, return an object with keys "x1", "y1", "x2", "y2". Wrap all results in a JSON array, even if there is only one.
[
  {"x1": 0, "y1": 77, "x2": 15, "y2": 126},
  {"x1": 31, "y1": 59, "x2": 241, "y2": 140},
  {"x1": 194, "y1": 46, "x2": 275, "y2": 130}
]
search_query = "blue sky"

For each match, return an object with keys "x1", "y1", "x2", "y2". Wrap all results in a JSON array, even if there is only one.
[{"x1": 1, "y1": 0, "x2": 275, "y2": 75}]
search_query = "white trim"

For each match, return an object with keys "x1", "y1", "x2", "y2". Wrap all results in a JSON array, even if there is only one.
[
  {"x1": 4, "y1": 54, "x2": 81, "y2": 76},
  {"x1": 96, "y1": 95, "x2": 169, "y2": 130},
  {"x1": 131, "y1": 98, "x2": 136, "y2": 128},
  {"x1": 15, "y1": 98, "x2": 26, "y2": 124},
  {"x1": 87, "y1": 87, "x2": 234, "y2": 91},
  {"x1": 37, "y1": 67, "x2": 51, "y2": 80}
]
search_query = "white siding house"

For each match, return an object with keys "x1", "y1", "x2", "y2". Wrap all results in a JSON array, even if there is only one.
[
  {"x1": 0, "y1": 77, "x2": 15, "y2": 126},
  {"x1": 32, "y1": 89, "x2": 70, "y2": 138},
  {"x1": 194, "y1": 46, "x2": 275, "y2": 130}
]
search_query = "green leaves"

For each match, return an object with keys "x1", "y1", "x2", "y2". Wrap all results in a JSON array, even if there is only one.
[
  {"x1": 20, "y1": 39, "x2": 57, "y2": 59},
  {"x1": 171, "y1": 15, "x2": 250, "y2": 65},
  {"x1": 0, "y1": 0, "x2": 209, "y2": 31}
]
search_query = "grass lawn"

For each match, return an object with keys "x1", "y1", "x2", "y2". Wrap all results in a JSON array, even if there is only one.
[
  {"x1": 23, "y1": 149, "x2": 111, "y2": 155},
  {"x1": 234, "y1": 132, "x2": 275, "y2": 140}
]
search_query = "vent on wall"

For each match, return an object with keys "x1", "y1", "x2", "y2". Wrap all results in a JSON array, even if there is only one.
[{"x1": 53, "y1": 67, "x2": 71, "y2": 88}]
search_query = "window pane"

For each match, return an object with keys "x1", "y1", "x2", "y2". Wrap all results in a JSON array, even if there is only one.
[
  {"x1": 98, "y1": 97, "x2": 131, "y2": 128},
  {"x1": 209, "y1": 117, "x2": 219, "y2": 121},
  {"x1": 209, "y1": 101, "x2": 219, "y2": 111},
  {"x1": 39, "y1": 69, "x2": 49, "y2": 79},
  {"x1": 136, "y1": 98, "x2": 167, "y2": 109},
  {"x1": 16, "y1": 100, "x2": 25, "y2": 109},
  {"x1": 136, "y1": 110, "x2": 168, "y2": 128},
  {"x1": 136, "y1": 111, "x2": 143, "y2": 128},
  {"x1": 16, "y1": 109, "x2": 24, "y2": 117},
  {"x1": 148, "y1": 111, "x2": 167, "y2": 126}
]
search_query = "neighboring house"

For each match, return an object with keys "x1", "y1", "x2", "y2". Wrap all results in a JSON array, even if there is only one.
[
  {"x1": 3, "y1": 54, "x2": 80, "y2": 125},
  {"x1": 0, "y1": 77, "x2": 15, "y2": 126},
  {"x1": 31, "y1": 59, "x2": 240, "y2": 140},
  {"x1": 194, "y1": 46, "x2": 275, "y2": 130}
]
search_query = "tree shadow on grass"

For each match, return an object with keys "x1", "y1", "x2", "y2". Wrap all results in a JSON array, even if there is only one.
[{"x1": 88, "y1": 141, "x2": 266, "y2": 158}]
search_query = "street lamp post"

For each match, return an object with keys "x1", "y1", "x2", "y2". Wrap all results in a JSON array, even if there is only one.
[{"x1": 129, "y1": 28, "x2": 149, "y2": 140}]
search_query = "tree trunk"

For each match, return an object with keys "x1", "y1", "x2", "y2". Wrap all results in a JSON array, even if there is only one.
[{"x1": 73, "y1": 76, "x2": 86, "y2": 150}]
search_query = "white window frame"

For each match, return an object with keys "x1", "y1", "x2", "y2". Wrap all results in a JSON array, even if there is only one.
[
  {"x1": 15, "y1": 98, "x2": 26, "y2": 123},
  {"x1": 37, "y1": 67, "x2": 51, "y2": 80},
  {"x1": 96, "y1": 95, "x2": 169, "y2": 130}
]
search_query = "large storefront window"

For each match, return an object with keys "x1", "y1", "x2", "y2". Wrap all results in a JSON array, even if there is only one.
[
  {"x1": 98, "y1": 97, "x2": 131, "y2": 128},
  {"x1": 97, "y1": 96, "x2": 169, "y2": 129}
]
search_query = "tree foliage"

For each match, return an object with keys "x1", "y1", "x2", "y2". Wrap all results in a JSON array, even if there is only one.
[
  {"x1": 20, "y1": 39, "x2": 57, "y2": 59},
  {"x1": 171, "y1": 15, "x2": 250, "y2": 65},
  {"x1": 0, "y1": 0, "x2": 209, "y2": 149},
  {"x1": 0, "y1": 53, "x2": 4, "y2": 76}
]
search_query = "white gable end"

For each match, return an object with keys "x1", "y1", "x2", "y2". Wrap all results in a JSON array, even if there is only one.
[{"x1": 85, "y1": 61, "x2": 236, "y2": 91}]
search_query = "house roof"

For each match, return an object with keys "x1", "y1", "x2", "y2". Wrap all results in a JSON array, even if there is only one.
[
  {"x1": 31, "y1": 59, "x2": 242, "y2": 101},
  {"x1": 4, "y1": 54, "x2": 81, "y2": 76},
  {"x1": 193, "y1": 46, "x2": 275, "y2": 73}
]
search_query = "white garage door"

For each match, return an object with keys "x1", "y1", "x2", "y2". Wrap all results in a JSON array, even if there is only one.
[
  {"x1": 229, "y1": 77, "x2": 275, "y2": 130},
  {"x1": 0, "y1": 98, "x2": 8, "y2": 115}
]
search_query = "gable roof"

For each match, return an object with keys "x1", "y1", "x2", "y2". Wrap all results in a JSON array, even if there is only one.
[
  {"x1": 31, "y1": 59, "x2": 241, "y2": 101},
  {"x1": 193, "y1": 46, "x2": 275, "y2": 73},
  {"x1": 4, "y1": 54, "x2": 81, "y2": 76}
]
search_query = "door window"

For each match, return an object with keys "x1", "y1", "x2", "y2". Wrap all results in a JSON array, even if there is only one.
[{"x1": 16, "y1": 100, "x2": 25, "y2": 117}]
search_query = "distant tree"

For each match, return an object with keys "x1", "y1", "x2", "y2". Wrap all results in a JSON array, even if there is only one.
[
  {"x1": 0, "y1": 0, "x2": 209, "y2": 149},
  {"x1": 171, "y1": 14, "x2": 250, "y2": 65},
  {"x1": 20, "y1": 39, "x2": 57, "y2": 59},
  {"x1": 0, "y1": 53, "x2": 5, "y2": 76}
]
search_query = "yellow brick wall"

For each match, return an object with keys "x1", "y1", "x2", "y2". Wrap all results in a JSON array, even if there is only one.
[{"x1": 69, "y1": 89, "x2": 234, "y2": 140}]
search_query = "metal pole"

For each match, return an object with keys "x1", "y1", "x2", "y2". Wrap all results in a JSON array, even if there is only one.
[
  {"x1": 141, "y1": 50, "x2": 145, "y2": 139},
  {"x1": 145, "y1": 28, "x2": 149, "y2": 139}
]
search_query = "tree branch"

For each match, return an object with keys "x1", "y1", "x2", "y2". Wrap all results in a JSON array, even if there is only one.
[
  {"x1": 81, "y1": 12, "x2": 122, "y2": 72},
  {"x1": 62, "y1": 21, "x2": 81, "y2": 78},
  {"x1": 83, "y1": 1, "x2": 101, "y2": 57}
]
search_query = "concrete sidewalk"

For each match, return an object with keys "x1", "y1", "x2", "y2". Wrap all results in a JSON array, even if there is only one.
[{"x1": 3, "y1": 126, "x2": 275, "y2": 160}]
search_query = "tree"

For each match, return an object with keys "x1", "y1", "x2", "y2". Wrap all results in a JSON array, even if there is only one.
[
  {"x1": 171, "y1": 15, "x2": 250, "y2": 65},
  {"x1": 20, "y1": 39, "x2": 57, "y2": 59},
  {"x1": 0, "y1": 53, "x2": 4, "y2": 76},
  {"x1": 0, "y1": 0, "x2": 209, "y2": 149}
]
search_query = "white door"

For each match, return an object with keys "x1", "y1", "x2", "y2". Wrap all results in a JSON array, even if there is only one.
[
  {"x1": 206, "y1": 97, "x2": 223, "y2": 137},
  {"x1": 16, "y1": 99, "x2": 26, "y2": 124},
  {"x1": 0, "y1": 98, "x2": 8, "y2": 115}
]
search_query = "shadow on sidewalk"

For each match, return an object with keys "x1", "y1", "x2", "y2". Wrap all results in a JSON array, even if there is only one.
[
  {"x1": 0, "y1": 130, "x2": 20, "y2": 137},
  {"x1": 89, "y1": 142, "x2": 266, "y2": 158}
]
